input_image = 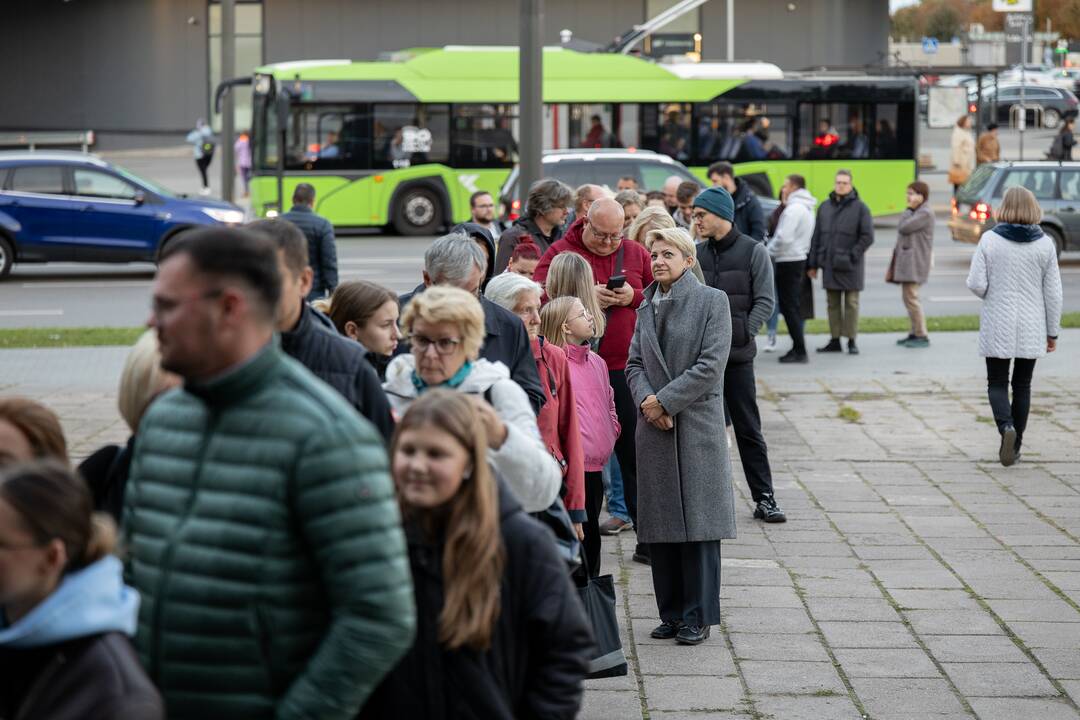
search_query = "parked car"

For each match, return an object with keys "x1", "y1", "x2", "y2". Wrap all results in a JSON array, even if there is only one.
[
  {"x1": 498, "y1": 148, "x2": 779, "y2": 222},
  {"x1": 0, "y1": 151, "x2": 245, "y2": 277},
  {"x1": 949, "y1": 161, "x2": 1080, "y2": 256},
  {"x1": 970, "y1": 83, "x2": 1079, "y2": 129}
]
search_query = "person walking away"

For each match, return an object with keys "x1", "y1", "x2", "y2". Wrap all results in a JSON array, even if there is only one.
[
  {"x1": 0, "y1": 397, "x2": 68, "y2": 469},
  {"x1": 185, "y1": 118, "x2": 215, "y2": 195},
  {"x1": 949, "y1": 115, "x2": 975, "y2": 195},
  {"x1": 767, "y1": 174, "x2": 816, "y2": 363},
  {"x1": 235, "y1": 130, "x2": 252, "y2": 198},
  {"x1": 626, "y1": 227, "x2": 736, "y2": 645},
  {"x1": 324, "y1": 280, "x2": 401, "y2": 381},
  {"x1": 540, "y1": 296, "x2": 620, "y2": 577},
  {"x1": 250, "y1": 218, "x2": 395, "y2": 443},
  {"x1": 1048, "y1": 117, "x2": 1076, "y2": 161},
  {"x1": 692, "y1": 187, "x2": 786, "y2": 523},
  {"x1": 495, "y1": 178, "x2": 572, "y2": 274},
  {"x1": 470, "y1": 190, "x2": 502, "y2": 242},
  {"x1": 126, "y1": 227, "x2": 415, "y2": 717},
  {"x1": 0, "y1": 461, "x2": 164, "y2": 720},
  {"x1": 807, "y1": 169, "x2": 874, "y2": 355},
  {"x1": 673, "y1": 181, "x2": 699, "y2": 231},
  {"x1": 485, "y1": 273, "x2": 587, "y2": 546},
  {"x1": 966, "y1": 186, "x2": 1062, "y2": 467},
  {"x1": 281, "y1": 183, "x2": 338, "y2": 301},
  {"x1": 707, "y1": 162, "x2": 765, "y2": 241},
  {"x1": 361, "y1": 391, "x2": 592, "y2": 719},
  {"x1": 888, "y1": 182, "x2": 935, "y2": 349},
  {"x1": 976, "y1": 123, "x2": 1000, "y2": 165},
  {"x1": 506, "y1": 238, "x2": 541, "y2": 278}
]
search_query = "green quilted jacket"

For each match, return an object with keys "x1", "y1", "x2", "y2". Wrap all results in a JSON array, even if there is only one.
[{"x1": 124, "y1": 344, "x2": 415, "y2": 719}]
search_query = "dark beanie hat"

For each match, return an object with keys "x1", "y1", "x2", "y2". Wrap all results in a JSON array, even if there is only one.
[{"x1": 693, "y1": 186, "x2": 735, "y2": 222}]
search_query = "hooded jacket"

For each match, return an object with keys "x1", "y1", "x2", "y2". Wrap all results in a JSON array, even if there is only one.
[
  {"x1": 563, "y1": 342, "x2": 621, "y2": 472},
  {"x1": 383, "y1": 354, "x2": 562, "y2": 513},
  {"x1": 731, "y1": 177, "x2": 766, "y2": 242},
  {"x1": 807, "y1": 188, "x2": 875, "y2": 292},
  {"x1": 0, "y1": 557, "x2": 163, "y2": 720},
  {"x1": 495, "y1": 216, "x2": 564, "y2": 274},
  {"x1": 533, "y1": 337, "x2": 586, "y2": 522},
  {"x1": 768, "y1": 188, "x2": 816, "y2": 263},
  {"x1": 453, "y1": 222, "x2": 497, "y2": 291}
]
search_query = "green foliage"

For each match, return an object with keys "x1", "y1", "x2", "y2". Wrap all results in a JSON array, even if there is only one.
[
  {"x1": 838, "y1": 406, "x2": 862, "y2": 423},
  {"x1": 0, "y1": 327, "x2": 143, "y2": 349},
  {"x1": 925, "y1": 4, "x2": 962, "y2": 40}
]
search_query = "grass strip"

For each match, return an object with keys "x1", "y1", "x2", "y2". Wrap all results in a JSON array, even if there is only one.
[{"x1": 774, "y1": 311, "x2": 1080, "y2": 336}]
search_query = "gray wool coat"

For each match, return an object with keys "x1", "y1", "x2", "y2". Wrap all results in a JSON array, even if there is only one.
[
  {"x1": 626, "y1": 270, "x2": 738, "y2": 544},
  {"x1": 890, "y1": 202, "x2": 935, "y2": 285}
]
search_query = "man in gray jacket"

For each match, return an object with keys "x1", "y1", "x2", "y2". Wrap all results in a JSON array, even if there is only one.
[{"x1": 282, "y1": 183, "x2": 338, "y2": 301}]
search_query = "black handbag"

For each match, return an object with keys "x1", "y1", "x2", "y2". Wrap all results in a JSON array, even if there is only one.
[
  {"x1": 531, "y1": 496, "x2": 582, "y2": 572},
  {"x1": 574, "y1": 553, "x2": 628, "y2": 679}
]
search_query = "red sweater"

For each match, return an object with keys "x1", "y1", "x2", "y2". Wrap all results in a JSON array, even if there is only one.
[
  {"x1": 532, "y1": 337, "x2": 586, "y2": 523},
  {"x1": 535, "y1": 219, "x2": 653, "y2": 371}
]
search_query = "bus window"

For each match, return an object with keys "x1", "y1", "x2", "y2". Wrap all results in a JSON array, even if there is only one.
[
  {"x1": 872, "y1": 104, "x2": 906, "y2": 159},
  {"x1": 373, "y1": 104, "x2": 449, "y2": 169},
  {"x1": 659, "y1": 104, "x2": 692, "y2": 162},
  {"x1": 691, "y1": 101, "x2": 790, "y2": 164},
  {"x1": 799, "y1": 104, "x2": 870, "y2": 160},
  {"x1": 618, "y1": 104, "x2": 640, "y2": 150},
  {"x1": 451, "y1": 104, "x2": 518, "y2": 167},
  {"x1": 571, "y1": 104, "x2": 618, "y2": 148}
]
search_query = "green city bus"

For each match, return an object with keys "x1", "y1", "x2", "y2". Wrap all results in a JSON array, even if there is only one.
[{"x1": 250, "y1": 47, "x2": 917, "y2": 233}]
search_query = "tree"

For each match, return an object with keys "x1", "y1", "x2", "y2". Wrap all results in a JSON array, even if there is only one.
[
  {"x1": 925, "y1": 4, "x2": 962, "y2": 40},
  {"x1": 892, "y1": 5, "x2": 923, "y2": 40}
]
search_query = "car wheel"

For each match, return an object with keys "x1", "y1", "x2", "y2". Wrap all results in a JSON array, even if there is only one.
[
  {"x1": 0, "y1": 235, "x2": 13, "y2": 279},
  {"x1": 1044, "y1": 108, "x2": 1061, "y2": 130},
  {"x1": 1041, "y1": 225, "x2": 1065, "y2": 258},
  {"x1": 392, "y1": 186, "x2": 443, "y2": 236}
]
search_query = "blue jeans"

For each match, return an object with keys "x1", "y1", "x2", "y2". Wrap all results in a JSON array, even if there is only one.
[{"x1": 603, "y1": 455, "x2": 631, "y2": 523}]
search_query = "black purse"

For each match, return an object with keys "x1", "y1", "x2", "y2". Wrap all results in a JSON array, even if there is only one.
[{"x1": 574, "y1": 551, "x2": 628, "y2": 679}]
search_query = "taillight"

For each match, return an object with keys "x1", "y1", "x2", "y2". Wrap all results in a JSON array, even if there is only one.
[
  {"x1": 951, "y1": 197, "x2": 958, "y2": 215},
  {"x1": 510, "y1": 199, "x2": 521, "y2": 221},
  {"x1": 969, "y1": 103, "x2": 977, "y2": 113},
  {"x1": 969, "y1": 201, "x2": 991, "y2": 222},
  {"x1": 1069, "y1": 96, "x2": 1078, "y2": 106}
]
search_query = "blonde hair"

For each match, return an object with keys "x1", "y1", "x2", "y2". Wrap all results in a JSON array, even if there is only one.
[
  {"x1": 627, "y1": 206, "x2": 677, "y2": 245},
  {"x1": 544, "y1": 252, "x2": 606, "y2": 336},
  {"x1": 400, "y1": 286, "x2": 486, "y2": 360},
  {"x1": 995, "y1": 186, "x2": 1042, "y2": 225},
  {"x1": 645, "y1": 227, "x2": 697, "y2": 259},
  {"x1": 539, "y1": 296, "x2": 581, "y2": 348},
  {"x1": 117, "y1": 330, "x2": 179, "y2": 432}
]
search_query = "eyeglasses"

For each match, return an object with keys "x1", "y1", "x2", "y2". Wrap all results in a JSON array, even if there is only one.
[
  {"x1": 568, "y1": 308, "x2": 593, "y2": 322},
  {"x1": 411, "y1": 335, "x2": 462, "y2": 355},
  {"x1": 588, "y1": 222, "x2": 622, "y2": 243},
  {"x1": 691, "y1": 211, "x2": 710, "y2": 222}
]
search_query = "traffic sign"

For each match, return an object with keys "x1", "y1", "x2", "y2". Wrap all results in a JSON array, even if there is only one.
[
  {"x1": 922, "y1": 37, "x2": 939, "y2": 54},
  {"x1": 993, "y1": 0, "x2": 1033, "y2": 11}
]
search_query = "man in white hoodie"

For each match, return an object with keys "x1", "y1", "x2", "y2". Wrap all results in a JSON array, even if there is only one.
[{"x1": 767, "y1": 174, "x2": 816, "y2": 363}]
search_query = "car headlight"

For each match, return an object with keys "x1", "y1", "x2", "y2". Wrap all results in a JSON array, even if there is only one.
[{"x1": 203, "y1": 208, "x2": 246, "y2": 224}]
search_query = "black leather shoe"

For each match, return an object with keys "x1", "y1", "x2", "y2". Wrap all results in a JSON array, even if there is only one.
[
  {"x1": 676, "y1": 624, "x2": 711, "y2": 645},
  {"x1": 650, "y1": 621, "x2": 682, "y2": 639},
  {"x1": 779, "y1": 350, "x2": 808, "y2": 364},
  {"x1": 817, "y1": 339, "x2": 842, "y2": 353},
  {"x1": 753, "y1": 496, "x2": 787, "y2": 523},
  {"x1": 1000, "y1": 424, "x2": 1017, "y2": 467},
  {"x1": 847, "y1": 339, "x2": 860, "y2": 355},
  {"x1": 632, "y1": 544, "x2": 651, "y2": 566}
]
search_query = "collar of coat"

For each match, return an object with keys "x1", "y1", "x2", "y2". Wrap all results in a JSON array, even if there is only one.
[
  {"x1": 642, "y1": 267, "x2": 701, "y2": 306},
  {"x1": 704, "y1": 225, "x2": 743, "y2": 253},
  {"x1": 183, "y1": 341, "x2": 282, "y2": 405}
]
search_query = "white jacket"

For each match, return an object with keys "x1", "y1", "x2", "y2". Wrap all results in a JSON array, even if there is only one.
[
  {"x1": 768, "y1": 188, "x2": 816, "y2": 262},
  {"x1": 383, "y1": 355, "x2": 562, "y2": 512},
  {"x1": 966, "y1": 227, "x2": 1063, "y2": 359}
]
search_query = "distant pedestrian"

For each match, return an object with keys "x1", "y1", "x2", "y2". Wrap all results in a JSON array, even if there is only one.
[
  {"x1": 470, "y1": 190, "x2": 502, "y2": 242},
  {"x1": 614, "y1": 189, "x2": 645, "y2": 230},
  {"x1": 617, "y1": 175, "x2": 639, "y2": 192},
  {"x1": 1048, "y1": 116, "x2": 1076, "y2": 161},
  {"x1": 707, "y1": 162, "x2": 765, "y2": 241},
  {"x1": 888, "y1": 181, "x2": 935, "y2": 349},
  {"x1": 324, "y1": 280, "x2": 401, "y2": 381},
  {"x1": 949, "y1": 115, "x2": 975, "y2": 194},
  {"x1": 662, "y1": 176, "x2": 682, "y2": 216},
  {"x1": 976, "y1": 123, "x2": 1000, "y2": 165},
  {"x1": 451, "y1": 222, "x2": 497, "y2": 292},
  {"x1": 128, "y1": 227, "x2": 415, "y2": 717},
  {"x1": 0, "y1": 461, "x2": 164, "y2": 720},
  {"x1": 495, "y1": 178, "x2": 572, "y2": 274},
  {"x1": 966, "y1": 187, "x2": 1062, "y2": 467},
  {"x1": 565, "y1": 184, "x2": 609, "y2": 228},
  {"x1": 361, "y1": 390, "x2": 592, "y2": 720},
  {"x1": 250, "y1": 218, "x2": 395, "y2": 442},
  {"x1": 540, "y1": 295, "x2": 620, "y2": 577},
  {"x1": 767, "y1": 174, "x2": 817, "y2": 362},
  {"x1": 673, "y1": 181, "x2": 699, "y2": 231},
  {"x1": 0, "y1": 397, "x2": 67, "y2": 469},
  {"x1": 626, "y1": 227, "x2": 735, "y2": 646},
  {"x1": 506, "y1": 237, "x2": 541, "y2": 278},
  {"x1": 234, "y1": 130, "x2": 252, "y2": 197},
  {"x1": 282, "y1": 183, "x2": 338, "y2": 301},
  {"x1": 645, "y1": 190, "x2": 667, "y2": 209},
  {"x1": 185, "y1": 118, "x2": 215, "y2": 195},
  {"x1": 807, "y1": 169, "x2": 874, "y2": 354}
]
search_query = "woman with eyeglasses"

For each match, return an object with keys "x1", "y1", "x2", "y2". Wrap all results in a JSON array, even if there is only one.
[{"x1": 382, "y1": 285, "x2": 562, "y2": 513}]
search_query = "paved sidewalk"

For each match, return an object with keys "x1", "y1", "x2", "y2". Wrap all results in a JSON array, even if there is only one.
[{"x1": 3, "y1": 332, "x2": 1080, "y2": 719}]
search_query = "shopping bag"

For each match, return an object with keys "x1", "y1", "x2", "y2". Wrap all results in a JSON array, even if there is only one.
[{"x1": 575, "y1": 555, "x2": 628, "y2": 679}]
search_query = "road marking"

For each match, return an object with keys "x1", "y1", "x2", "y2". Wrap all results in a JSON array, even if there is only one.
[
  {"x1": 19, "y1": 281, "x2": 152, "y2": 289},
  {"x1": 0, "y1": 309, "x2": 64, "y2": 317}
]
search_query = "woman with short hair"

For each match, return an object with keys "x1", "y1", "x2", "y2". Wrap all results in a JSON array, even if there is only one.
[
  {"x1": 889, "y1": 181, "x2": 935, "y2": 348},
  {"x1": 967, "y1": 186, "x2": 1062, "y2": 467},
  {"x1": 323, "y1": 280, "x2": 401, "y2": 380},
  {"x1": 0, "y1": 397, "x2": 68, "y2": 469},
  {"x1": 614, "y1": 189, "x2": 645, "y2": 230}
]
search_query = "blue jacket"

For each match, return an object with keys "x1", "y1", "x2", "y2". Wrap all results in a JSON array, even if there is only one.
[{"x1": 282, "y1": 205, "x2": 339, "y2": 298}]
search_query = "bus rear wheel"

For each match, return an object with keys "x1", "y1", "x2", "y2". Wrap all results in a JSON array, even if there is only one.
[{"x1": 393, "y1": 186, "x2": 443, "y2": 236}]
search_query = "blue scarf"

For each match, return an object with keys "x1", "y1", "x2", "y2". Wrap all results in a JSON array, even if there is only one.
[
  {"x1": 411, "y1": 360, "x2": 473, "y2": 394},
  {"x1": 994, "y1": 223, "x2": 1043, "y2": 243}
]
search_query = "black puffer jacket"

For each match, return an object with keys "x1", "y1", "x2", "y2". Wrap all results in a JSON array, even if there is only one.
[
  {"x1": 281, "y1": 303, "x2": 395, "y2": 442},
  {"x1": 807, "y1": 189, "x2": 875, "y2": 292},
  {"x1": 732, "y1": 177, "x2": 766, "y2": 242},
  {"x1": 360, "y1": 480, "x2": 593, "y2": 720}
]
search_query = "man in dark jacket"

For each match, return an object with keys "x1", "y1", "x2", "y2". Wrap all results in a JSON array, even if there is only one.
[
  {"x1": 250, "y1": 218, "x2": 395, "y2": 443},
  {"x1": 806, "y1": 169, "x2": 874, "y2": 354},
  {"x1": 127, "y1": 227, "x2": 414, "y2": 718},
  {"x1": 693, "y1": 187, "x2": 786, "y2": 523},
  {"x1": 282, "y1": 183, "x2": 338, "y2": 301},
  {"x1": 707, "y1": 162, "x2": 765, "y2": 241},
  {"x1": 398, "y1": 232, "x2": 545, "y2": 413},
  {"x1": 494, "y1": 178, "x2": 572, "y2": 273}
]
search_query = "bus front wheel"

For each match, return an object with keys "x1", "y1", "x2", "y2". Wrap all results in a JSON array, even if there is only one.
[{"x1": 393, "y1": 186, "x2": 443, "y2": 236}]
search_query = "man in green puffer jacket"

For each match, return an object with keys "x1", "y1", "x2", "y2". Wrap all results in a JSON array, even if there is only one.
[{"x1": 125, "y1": 227, "x2": 414, "y2": 719}]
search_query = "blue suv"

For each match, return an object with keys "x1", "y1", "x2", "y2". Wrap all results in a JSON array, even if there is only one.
[{"x1": 0, "y1": 151, "x2": 245, "y2": 277}]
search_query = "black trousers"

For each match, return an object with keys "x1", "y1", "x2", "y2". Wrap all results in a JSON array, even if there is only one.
[
  {"x1": 650, "y1": 541, "x2": 722, "y2": 627},
  {"x1": 986, "y1": 357, "x2": 1037, "y2": 439},
  {"x1": 724, "y1": 361, "x2": 775, "y2": 503},
  {"x1": 609, "y1": 370, "x2": 638, "y2": 525},
  {"x1": 584, "y1": 470, "x2": 603, "y2": 578},
  {"x1": 774, "y1": 260, "x2": 807, "y2": 355},
  {"x1": 195, "y1": 155, "x2": 212, "y2": 188}
]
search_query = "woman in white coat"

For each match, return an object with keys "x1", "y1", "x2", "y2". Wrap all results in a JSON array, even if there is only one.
[
  {"x1": 950, "y1": 115, "x2": 975, "y2": 196},
  {"x1": 966, "y1": 187, "x2": 1062, "y2": 467}
]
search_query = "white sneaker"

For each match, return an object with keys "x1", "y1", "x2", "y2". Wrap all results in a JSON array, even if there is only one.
[
  {"x1": 199, "y1": 187, "x2": 212, "y2": 196},
  {"x1": 763, "y1": 333, "x2": 778, "y2": 352}
]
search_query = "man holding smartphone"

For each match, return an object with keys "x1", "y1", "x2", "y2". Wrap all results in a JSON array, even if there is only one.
[{"x1": 535, "y1": 198, "x2": 654, "y2": 563}]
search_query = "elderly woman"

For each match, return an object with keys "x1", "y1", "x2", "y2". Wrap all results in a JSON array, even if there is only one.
[
  {"x1": 383, "y1": 285, "x2": 562, "y2": 512},
  {"x1": 614, "y1": 189, "x2": 645, "y2": 231},
  {"x1": 627, "y1": 206, "x2": 706, "y2": 283},
  {"x1": 626, "y1": 227, "x2": 735, "y2": 646},
  {"x1": 485, "y1": 272, "x2": 586, "y2": 539}
]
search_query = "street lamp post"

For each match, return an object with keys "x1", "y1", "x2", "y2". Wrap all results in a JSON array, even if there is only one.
[
  {"x1": 519, "y1": 0, "x2": 544, "y2": 197},
  {"x1": 726, "y1": 0, "x2": 734, "y2": 61},
  {"x1": 220, "y1": 0, "x2": 236, "y2": 202}
]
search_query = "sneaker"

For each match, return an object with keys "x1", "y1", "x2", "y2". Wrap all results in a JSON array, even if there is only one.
[
  {"x1": 600, "y1": 517, "x2": 633, "y2": 536},
  {"x1": 904, "y1": 336, "x2": 930, "y2": 348},
  {"x1": 650, "y1": 621, "x2": 683, "y2": 640},
  {"x1": 753, "y1": 496, "x2": 787, "y2": 523},
  {"x1": 897, "y1": 334, "x2": 916, "y2": 345},
  {"x1": 817, "y1": 339, "x2": 843, "y2": 353},
  {"x1": 1000, "y1": 423, "x2": 1018, "y2": 467},
  {"x1": 763, "y1": 333, "x2": 778, "y2": 352},
  {"x1": 779, "y1": 349, "x2": 808, "y2": 364},
  {"x1": 199, "y1": 187, "x2": 212, "y2": 196},
  {"x1": 675, "y1": 624, "x2": 711, "y2": 645}
]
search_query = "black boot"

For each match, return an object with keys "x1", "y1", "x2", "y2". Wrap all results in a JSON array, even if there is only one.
[
  {"x1": 847, "y1": 339, "x2": 860, "y2": 355},
  {"x1": 1000, "y1": 423, "x2": 1017, "y2": 467},
  {"x1": 779, "y1": 349, "x2": 809, "y2": 364},
  {"x1": 817, "y1": 338, "x2": 842, "y2": 353},
  {"x1": 753, "y1": 496, "x2": 787, "y2": 523},
  {"x1": 676, "y1": 624, "x2": 711, "y2": 645}
]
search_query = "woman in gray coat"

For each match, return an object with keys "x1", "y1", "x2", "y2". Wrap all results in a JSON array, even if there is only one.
[
  {"x1": 888, "y1": 181, "x2": 935, "y2": 348},
  {"x1": 626, "y1": 227, "x2": 736, "y2": 647}
]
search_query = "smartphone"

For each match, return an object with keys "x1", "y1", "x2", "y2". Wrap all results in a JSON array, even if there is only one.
[{"x1": 606, "y1": 274, "x2": 627, "y2": 291}]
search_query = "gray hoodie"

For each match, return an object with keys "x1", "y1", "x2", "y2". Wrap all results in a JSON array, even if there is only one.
[{"x1": 768, "y1": 188, "x2": 817, "y2": 263}]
